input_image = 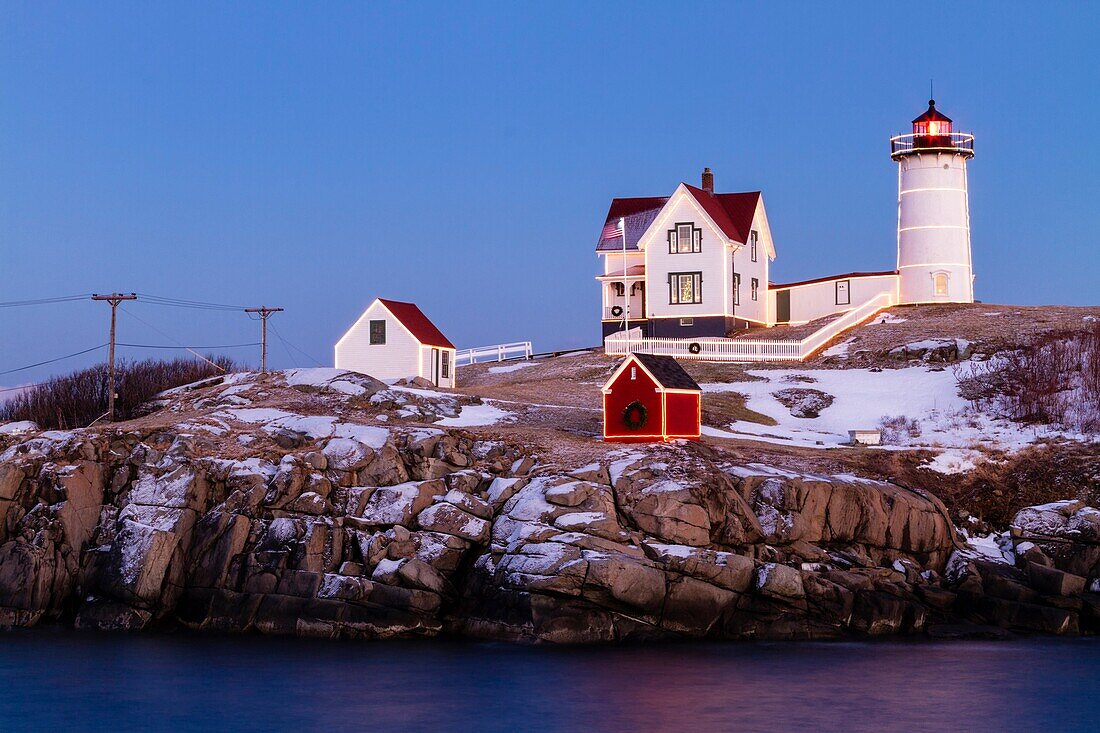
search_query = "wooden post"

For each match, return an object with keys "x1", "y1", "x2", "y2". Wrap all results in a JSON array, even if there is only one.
[
  {"x1": 244, "y1": 306, "x2": 284, "y2": 373},
  {"x1": 91, "y1": 293, "x2": 137, "y2": 422}
]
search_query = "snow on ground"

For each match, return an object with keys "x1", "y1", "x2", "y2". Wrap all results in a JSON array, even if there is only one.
[
  {"x1": 821, "y1": 337, "x2": 855, "y2": 358},
  {"x1": 283, "y1": 368, "x2": 370, "y2": 396},
  {"x1": 0, "y1": 421, "x2": 37, "y2": 435},
  {"x1": 921, "y1": 448, "x2": 982, "y2": 475},
  {"x1": 873, "y1": 314, "x2": 908, "y2": 324},
  {"x1": 436, "y1": 403, "x2": 512, "y2": 427},
  {"x1": 702, "y1": 365, "x2": 1080, "y2": 452},
  {"x1": 488, "y1": 362, "x2": 534, "y2": 374}
]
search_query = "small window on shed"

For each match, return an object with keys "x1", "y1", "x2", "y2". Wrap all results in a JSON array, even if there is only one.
[
  {"x1": 441, "y1": 351, "x2": 450, "y2": 379},
  {"x1": 369, "y1": 319, "x2": 386, "y2": 345},
  {"x1": 630, "y1": 366, "x2": 637, "y2": 381}
]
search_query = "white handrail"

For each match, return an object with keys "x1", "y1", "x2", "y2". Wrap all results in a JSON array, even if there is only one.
[
  {"x1": 455, "y1": 340, "x2": 533, "y2": 366},
  {"x1": 605, "y1": 292, "x2": 895, "y2": 363}
]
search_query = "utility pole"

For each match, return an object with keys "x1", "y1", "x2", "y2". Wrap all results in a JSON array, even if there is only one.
[
  {"x1": 244, "y1": 306, "x2": 283, "y2": 373},
  {"x1": 91, "y1": 293, "x2": 137, "y2": 422}
]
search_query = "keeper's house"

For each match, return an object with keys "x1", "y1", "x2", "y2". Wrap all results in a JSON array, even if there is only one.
[
  {"x1": 335, "y1": 298, "x2": 456, "y2": 388},
  {"x1": 602, "y1": 352, "x2": 701, "y2": 442}
]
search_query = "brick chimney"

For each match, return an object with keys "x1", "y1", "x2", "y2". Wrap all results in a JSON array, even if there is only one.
[{"x1": 701, "y1": 167, "x2": 714, "y2": 194}]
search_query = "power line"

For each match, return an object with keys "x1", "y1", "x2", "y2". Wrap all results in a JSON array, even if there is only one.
[
  {"x1": 0, "y1": 294, "x2": 93, "y2": 308},
  {"x1": 0, "y1": 344, "x2": 107, "y2": 376},
  {"x1": 118, "y1": 341, "x2": 260, "y2": 349},
  {"x1": 119, "y1": 305, "x2": 230, "y2": 373},
  {"x1": 136, "y1": 293, "x2": 249, "y2": 311},
  {"x1": 269, "y1": 323, "x2": 325, "y2": 367}
]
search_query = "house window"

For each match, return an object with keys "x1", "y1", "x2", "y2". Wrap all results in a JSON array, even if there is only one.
[
  {"x1": 733, "y1": 272, "x2": 740, "y2": 306},
  {"x1": 835, "y1": 279, "x2": 851, "y2": 306},
  {"x1": 751, "y1": 277, "x2": 759, "y2": 301},
  {"x1": 611, "y1": 282, "x2": 625, "y2": 297},
  {"x1": 668, "y1": 272, "x2": 702, "y2": 304},
  {"x1": 369, "y1": 320, "x2": 386, "y2": 345},
  {"x1": 441, "y1": 351, "x2": 450, "y2": 379},
  {"x1": 750, "y1": 230, "x2": 758, "y2": 262},
  {"x1": 669, "y1": 223, "x2": 702, "y2": 254},
  {"x1": 630, "y1": 366, "x2": 637, "y2": 381},
  {"x1": 679, "y1": 318, "x2": 694, "y2": 327},
  {"x1": 933, "y1": 272, "x2": 949, "y2": 296}
]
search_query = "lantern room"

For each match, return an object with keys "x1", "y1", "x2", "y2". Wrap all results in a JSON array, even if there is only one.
[{"x1": 891, "y1": 99, "x2": 974, "y2": 159}]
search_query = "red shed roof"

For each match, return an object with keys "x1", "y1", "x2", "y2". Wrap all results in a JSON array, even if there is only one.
[{"x1": 377, "y1": 298, "x2": 455, "y2": 349}]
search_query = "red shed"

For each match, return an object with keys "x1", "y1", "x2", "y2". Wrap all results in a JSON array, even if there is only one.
[{"x1": 602, "y1": 352, "x2": 702, "y2": 442}]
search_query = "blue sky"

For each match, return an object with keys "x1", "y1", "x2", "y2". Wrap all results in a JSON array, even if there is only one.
[{"x1": 2, "y1": 2, "x2": 1098, "y2": 385}]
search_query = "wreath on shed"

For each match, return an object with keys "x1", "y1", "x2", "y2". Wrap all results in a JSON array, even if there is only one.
[{"x1": 622, "y1": 400, "x2": 648, "y2": 430}]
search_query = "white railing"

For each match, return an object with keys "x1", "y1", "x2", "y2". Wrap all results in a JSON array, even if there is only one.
[
  {"x1": 455, "y1": 341, "x2": 533, "y2": 366},
  {"x1": 605, "y1": 291, "x2": 895, "y2": 363}
]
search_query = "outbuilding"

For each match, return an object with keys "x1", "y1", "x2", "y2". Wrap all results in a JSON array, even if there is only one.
[
  {"x1": 602, "y1": 352, "x2": 702, "y2": 442},
  {"x1": 335, "y1": 298, "x2": 457, "y2": 388}
]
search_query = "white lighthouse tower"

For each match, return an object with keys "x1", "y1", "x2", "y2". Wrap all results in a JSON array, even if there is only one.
[{"x1": 892, "y1": 100, "x2": 975, "y2": 304}]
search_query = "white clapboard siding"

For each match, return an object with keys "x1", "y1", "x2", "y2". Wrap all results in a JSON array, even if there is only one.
[{"x1": 335, "y1": 301, "x2": 424, "y2": 382}]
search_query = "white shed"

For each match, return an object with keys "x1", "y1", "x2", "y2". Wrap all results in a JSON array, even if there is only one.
[{"x1": 335, "y1": 298, "x2": 457, "y2": 388}]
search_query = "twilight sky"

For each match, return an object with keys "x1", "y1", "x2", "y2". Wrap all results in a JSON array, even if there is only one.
[{"x1": 2, "y1": 2, "x2": 1098, "y2": 386}]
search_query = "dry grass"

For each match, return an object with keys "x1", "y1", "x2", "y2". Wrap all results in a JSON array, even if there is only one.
[
  {"x1": 702, "y1": 392, "x2": 777, "y2": 428},
  {"x1": 806, "y1": 302, "x2": 1100, "y2": 369}
]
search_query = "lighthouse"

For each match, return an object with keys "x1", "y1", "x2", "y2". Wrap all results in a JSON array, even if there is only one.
[{"x1": 891, "y1": 100, "x2": 975, "y2": 304}]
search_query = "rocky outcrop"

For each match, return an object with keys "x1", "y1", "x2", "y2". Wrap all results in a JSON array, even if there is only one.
[{"x1": 0, "y1": 371, "x2": 1095, "y2": 643}]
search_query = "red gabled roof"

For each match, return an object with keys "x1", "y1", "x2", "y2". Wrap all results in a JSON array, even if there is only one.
[
  {"x1": 596, "y1": 188, "x2": 761, "y2": 251},
  {"x1": 377, "y1": 298, "x2": 455, "y2": 349},
  {"x1": 683, "y1": 185, "x2": 761, "y2": 243}
]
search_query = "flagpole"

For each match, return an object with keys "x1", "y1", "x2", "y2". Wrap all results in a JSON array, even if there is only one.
[{"x1": 621, "y1": 217, "x2": 628, "y2": 334}]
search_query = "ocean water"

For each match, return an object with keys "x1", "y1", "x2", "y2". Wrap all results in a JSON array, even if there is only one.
[{"x1": 1, "y1": 631, "x2": 1097, "y2": 732}]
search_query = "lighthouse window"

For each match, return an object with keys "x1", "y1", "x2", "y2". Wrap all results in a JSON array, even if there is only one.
[
  {"x1": 750, "y1": 231, "x2": 758, "y2": 262},
  {"x1": 669, "y1": 223, "x2": 702, "y2": 254},
  {"x1": 933, "y1": 273, "x2": 949, "y2": 297}
]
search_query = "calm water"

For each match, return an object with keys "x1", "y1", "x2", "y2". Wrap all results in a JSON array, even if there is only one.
[{"x1": 1, "y1": 631, "x2": 1097, "y2": 732}]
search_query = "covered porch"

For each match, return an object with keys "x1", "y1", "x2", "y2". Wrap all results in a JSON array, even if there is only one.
[{"x1": 597, "y1": 264, "x2": 647, "y2": 323}]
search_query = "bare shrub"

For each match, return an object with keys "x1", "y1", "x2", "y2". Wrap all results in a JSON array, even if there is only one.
[
  {"x1": 0, "y1": 356, "x2": 238, "y2": 430},
  {"x1": 955, "y1": 323, "x2": 1100, "y2": 433},
  {"x1": 879, "y1": 414, "x2": 922, "y2": 444}
]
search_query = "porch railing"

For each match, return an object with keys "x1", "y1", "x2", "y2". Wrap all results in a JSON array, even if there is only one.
[
  {"x1": 604, "y1": 291, "x2": 895, "y2": 362},
  {"x1": 455, "y1": 341, "x2": 533, "y2": 366}
]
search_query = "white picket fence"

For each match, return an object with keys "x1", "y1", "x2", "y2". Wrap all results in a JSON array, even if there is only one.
[
  {"x1": 604, "y1": 292, "x2": 895, "y2": 363},
  {"x1": 455, "y1": 340, "x2": 533, "y2": 366}
]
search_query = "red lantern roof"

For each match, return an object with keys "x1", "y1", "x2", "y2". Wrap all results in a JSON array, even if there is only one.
[{"x1": 912, "y1": 99, "x2": 952, "y2": 125}]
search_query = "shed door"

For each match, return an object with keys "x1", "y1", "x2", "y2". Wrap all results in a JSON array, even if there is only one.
[
  {"x1": 776, "y1": 290, "x2": 791, "y2": 324},
  {"x1": 430, "y1": 348, "x2": 440, "y2": 386}
]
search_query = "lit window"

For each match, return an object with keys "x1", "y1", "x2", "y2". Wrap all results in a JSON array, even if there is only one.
[
  {"x1": 369, "y1": 320, "x2": 386, "y2": 345},
  {"x1": 933, "y1": 273, "x2": 949, "y2": 296},
  {"x1": 750, "y1": 230, "x2": 758, "y2": 262},
  {"x1": 751, "y1": 278, "x2": 759, "y2": 301},
  {"x1": 669, "y1": 224, "x2": 701, "y2": 254},
  {"x1": 669, "y1": 272, "x2": 702, "y2": 304}
]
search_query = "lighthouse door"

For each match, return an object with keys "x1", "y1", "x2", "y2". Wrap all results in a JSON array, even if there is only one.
[{"x1": 776, "y1": 290, "x2": 791, "y2": 324}]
